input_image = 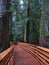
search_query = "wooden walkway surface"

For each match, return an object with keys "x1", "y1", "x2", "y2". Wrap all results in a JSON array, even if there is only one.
[{"x1": 13, "y1": 45, "x2": 40, "y2": 65}]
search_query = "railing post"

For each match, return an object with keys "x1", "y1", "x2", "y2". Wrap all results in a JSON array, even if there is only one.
[{"x1": 10, "y1": 41, "x2": 14, "y2": 46}]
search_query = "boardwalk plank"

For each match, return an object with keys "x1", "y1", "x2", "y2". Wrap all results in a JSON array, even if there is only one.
[{"x1": 13, "y1": 45, "x2": 40, "y2": 65}]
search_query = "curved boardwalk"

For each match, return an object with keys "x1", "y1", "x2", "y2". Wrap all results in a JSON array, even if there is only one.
[{"x1": 13, "y1": 45, "x2": 40, "y2": 65}]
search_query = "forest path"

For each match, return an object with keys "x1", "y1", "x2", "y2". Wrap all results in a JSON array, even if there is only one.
[{"x1": 13, "y1": 45, "x2": 40, "y2": 65}]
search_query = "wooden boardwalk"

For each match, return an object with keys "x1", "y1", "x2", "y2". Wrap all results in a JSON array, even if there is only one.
[
  {"x1": 0, "y1": 42, "x2": 49, "y2": 65},
  {"x1": 13, "y1": 45, "x2": 40, "y2": 65}
]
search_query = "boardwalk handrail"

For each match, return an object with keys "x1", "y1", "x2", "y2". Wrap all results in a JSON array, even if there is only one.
[
  {"x1": 37, "y1": 46, "x2": 49, "y2": 53},
  {"x1": 0, "y1": 42, "x2": 14, "y2": 65},
  {"x1": 18, "y1": 42, "x2": 49, "y2": 65}
]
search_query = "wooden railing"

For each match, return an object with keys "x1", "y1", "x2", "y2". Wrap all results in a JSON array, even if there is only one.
[
  {"x1": 0, "y1": 42, "x2": 14, "y2": 65},
  {"x1": 18, "y1": 42, "x2": 49, "y2": 65}
]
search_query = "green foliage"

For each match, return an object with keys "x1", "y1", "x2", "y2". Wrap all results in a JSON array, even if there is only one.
[
  {"x1": 2, "y1": 0, "x2": 49, "y2": 49},
  {"x1": 28, "y1": 0, "x2": 42, "y2": 43},
  {"x1": 9, "y1": 0, "x2": 42, "y2": 43},
  {"x1": 10, "y1": 0, "x2": 28, "y2": 41}
]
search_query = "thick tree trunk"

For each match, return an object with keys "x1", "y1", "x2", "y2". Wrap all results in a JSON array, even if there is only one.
[{"x1": 1, "y1": 11, "x2": 12, "y2": 51}]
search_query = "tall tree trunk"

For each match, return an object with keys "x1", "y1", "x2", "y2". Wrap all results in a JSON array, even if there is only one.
[
  {"x1": 26, "y1": 2, "x2": 30, "y2": 43},
  {"x1": 24, "y1": 23, "x2": 27, "y2": 42},
  {"x1": 39, "y1": 0, "x2": 46, "y2": 46},
  {"x1": 24, "y1": 1, "x2": 30, "y2": 42},
  {"x1": 2, "y1": 11, "x2": 12, "y2": 51},
  {"x1": 2, "y1": 12, "x2": 9, "y2": 51}
]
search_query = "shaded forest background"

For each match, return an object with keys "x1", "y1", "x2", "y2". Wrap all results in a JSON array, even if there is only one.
[{"x1": 0, "y1": 0, "x2": 49, "y2": 52}]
